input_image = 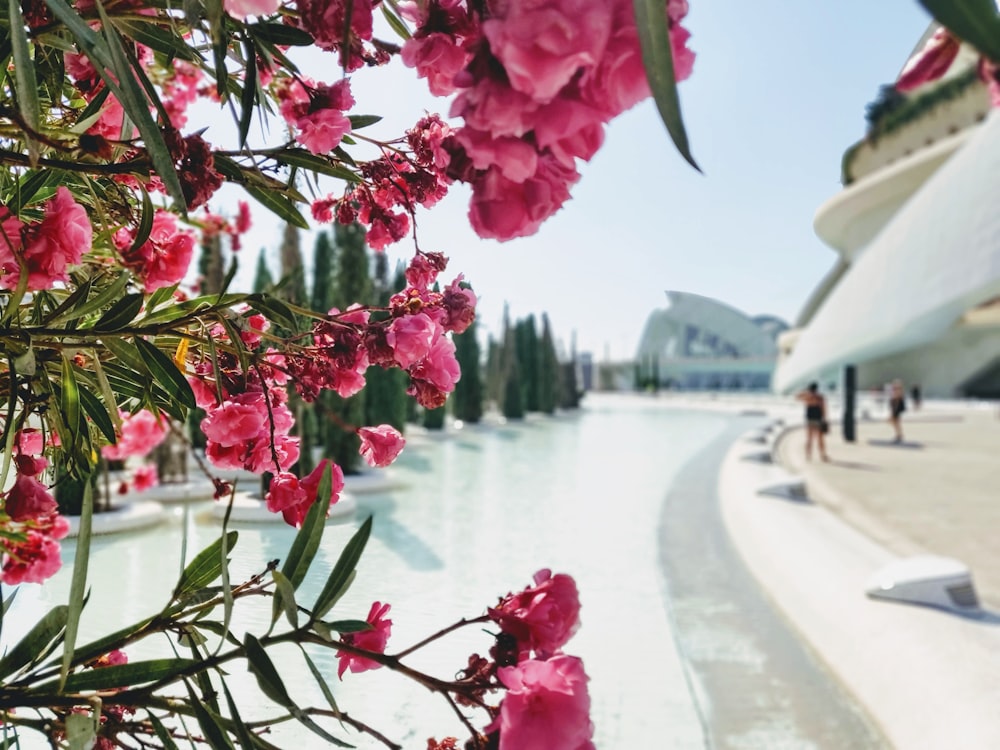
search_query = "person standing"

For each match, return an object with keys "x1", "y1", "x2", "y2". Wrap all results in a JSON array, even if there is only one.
[
  {"x1": 796, "y1": 382, "x2": 829, "y2": 461},
  {"x1": 889, "y1": 379, "x2": 906, "y2": 443}
]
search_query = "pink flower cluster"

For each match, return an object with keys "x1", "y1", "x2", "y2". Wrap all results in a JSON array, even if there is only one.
[
  {"x1": 0, "y1": 187, "x2": 92, "y2": 291},
  {"x1": 295, "y1": 0, "x2": 387, "y2": 71},
  {"x1": 337, "y1": 601, "x2": 393, "y2": 678},
  {"x1": 277, "y1": 77, "x2": 355, "y2": 155},
  {"x1": 283, "y1": 253, "x2": 473, "y2": 410},
  {"x1": 401, "y1": 0, "x2": 694, "y2": 240},
  {"x1": 200, "y1": 388, "x2": 299, "y2": 476},
  {"x1": 101, "y1": 409, "x2": 168, "y2": 461},
  {"x1": 115, "y1": 210, "x2": 196, "y2": 292},
  {"x1": 1, "y1": 431, "x2": 69, "y2": 586},
  {"x1": 265, "y1": 459, "x2": 344, "y2": 527},
  {"x1": 358, "y1": 425, "x2": 406, "y2": 468},
  {"x1": 485, "y1": 570, "x2": 593, "y2": 749}
]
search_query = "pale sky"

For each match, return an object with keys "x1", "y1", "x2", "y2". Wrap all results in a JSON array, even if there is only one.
[{"x1": 214, "y1": 1, "x2": 934, "y2": 361}]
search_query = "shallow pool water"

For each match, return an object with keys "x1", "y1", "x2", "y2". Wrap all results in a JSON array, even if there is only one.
[{"x1": 6, "y1": 395, "x2": 734, "y2": 748}]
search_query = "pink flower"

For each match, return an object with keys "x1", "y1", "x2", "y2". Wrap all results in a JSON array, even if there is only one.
[
  {"x1": 441, "y1": 275, "x2": 476, "y2": 334},
  {"x1": 278, "y1": 78, "x2": 355, "y2": 155},
  {"x1": 1, "y1": 515, "x2": 70, "y2": 586},
  {"x1": 0, "y1": 187, "x2": 91, "y2": 291},
  {"x1": 491, "y1": 655, "x2": 594, "y2": 750},
  {"x1": 896, "y1": 28, "x2": 961, "y2": 92},
  {"x1": 131, "y1": 465, "x2": 159, "y2": 492},
  {"x1": 337, "y1": 601, "x2": 392, "y2": 678},
  {"x1": 358, "y1": 425, "x2": 406, "y2": 468},
  {"x1": 489, "y1": 570, "x2": 581, "y2": 658},
  {"x1": 224, "y1": 0, "x2": 280, "y2": 20},
  {"x1": 5, "y1": 475, "x2": 57, "y2": 521},
  {"x1": 387, "y1": 313, "x2": 438, "y2": 368},
  {"x1": 119, "y1": 210, "x2": 196, "y2": 292},
  {"x1": 265, "y1": 459, "x2": 344, "y2": 527},
  {"x1": 102, "y1": 410, "x2": 168, "y2": 461},
  {"x1": 481, "y1": 0, "x2": 612, "y2": 103},
  {"x1": 401, "y1": 33, "x2": 472, "y2": 96},
  {"x1": 409, "y1": 328, "x2": 461, "y2": 393}
]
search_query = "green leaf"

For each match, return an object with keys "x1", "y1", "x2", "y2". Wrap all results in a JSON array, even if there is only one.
[
  {"x1": 111, "y1": 18, "x2": 201, "y2": 61},
  {"x1": 147, "y1": 713, "x2": 181, "y2": 750},
  {"x1": 52, "y1": 658, "x2": 199, "y2": 692},
  {"x1": 101, "y1": 336, "x2": 147, "y2": 373},
  {"x1": 72, "y1": 614, "x2": 156, "y2": 664},
  {"x1": 312, "y1": 517, "x2": 372, "y2": 620},
  {"x1": 325, "y1": 619, "x2": 372, "y2": 634},
  {"x1": 187, "y1": 681, "x2": 236, "y2": 750},
  {"x1": 291, "y1": 709, "x2": 354, "y2": 748},
  {"x1": 9, "y1": 0, "x2": 41, "y2": 141},
  {"x1": 134, "y1": 336, "x2": 196, "y2": 409},
  {"x1": 270, "y1": 569, "x2": 299, "y2": 629},
  {"x1": 93, "y1": 0, "x2": 187, "y2": 210},
  {"x1": 250, "y1": 22, "x2": 315, "y2": 46},
  {"x1": 246, "y1": 293, "x2": 299, "y2": 333},
  {"x1": 92, "y1": 292, "x2": 143, "y2": 331},
  {"x1": 128, "y1": 186, "x2": 155, "y2": 259},
  {"x1": 145, "y1": 283, "x2": 180, "y2": 314},
  {"x1": 280, "y1": 464, "x2": 330, "y2": 590},
  {"x1": 0, "y1": 606, "x2": 67, "y2": 679},
  {"x1": 60, "y1": 355, "x2": 82, "y2": 437},
  {"x1": 299, "y1": 647, "x2": 339, "y2": 715},
  {"x1": 221, "y1": 680, "x2": 261, "y2": 750},
  {"x1": 919, "y1": 0, "x2": 1000, "y2": 62},
  {"x1": 271, "y1": 149, "x2": 361, "y2": 182},
  {"x1": 632, "y1": 0, "x2": 699, "y2": 170},
  {"x1": 40, "y1": 279, "x2": 93, "y2": 326},
  {"x1": 244, "y1": 183, "x2": 310, "y2": 229},
  {"x1": 244, "y1": 633, "x2": 292, "y2": 707},
  {"x1": 61, "y1": 481, "x2": 93, "y2": 689},
  {"x1": 49, "y1": 272, "x2": 130, "y2": 324},
  {"x1": 173, "y1": 531, "x2": 238, "y2": 600},
  {"x1": 78, "y1": 383, "x2": 117, "y2": 444},
  {"x1": 11, "y1": 170, "x2": 55, "y2": 213},
  {"x1": 65, "y1": 711, "x2": 97, "y2": 750},
  {"x1": 381, "y1": 4, "x2": 412, "y2": 40},
  {"x1": 238, "y1": 37, "x2": 258, "y2": 149},
  {"x1": 347, "y1": 115, "x2": 382, "y2": 130}
]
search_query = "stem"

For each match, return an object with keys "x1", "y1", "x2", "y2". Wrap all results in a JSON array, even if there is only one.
[{"x1": 393, "y1": 615, "x2": 491, "y2": 660}]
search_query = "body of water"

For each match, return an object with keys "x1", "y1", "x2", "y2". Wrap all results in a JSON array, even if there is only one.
[{"x1": 7, "y1": 395, "x2": 736, "y2": 748}]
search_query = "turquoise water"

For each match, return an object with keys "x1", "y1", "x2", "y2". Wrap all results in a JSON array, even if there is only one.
[{"x1": 7, "y1": 395, "x2": 733, "y2": 748}]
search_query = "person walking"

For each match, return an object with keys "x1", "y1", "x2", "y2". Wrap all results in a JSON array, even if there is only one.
[
  {"x1": 889, "y1": 379, "x2": 906, "y2": 443},
  {"x1": 796, "y1": 382, "x2": 829, "y2": 461}
]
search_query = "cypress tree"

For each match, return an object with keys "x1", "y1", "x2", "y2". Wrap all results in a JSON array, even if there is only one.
[
  {"x1": 311, "y1": 230, "x2": 335, "y2": 314},
  {"x1": 279, "y1": 222, "x2": 307, "y2": 306},
  {"x1": 363, "y1": 254, "x2": 408, "y2": 432},
  {"x1": 453, "y1": 319, "x2": 484, "y2": 423},
  {"x1": 422, "y1": 404, "x2": 446, "y2": 430},
  {"x1": 537, "y1": 314, "x2": 560, "y2": 414},
  {"x1": 252, "y1": 247, "x2": 275, "y2": 293},
  {"x1": 198, "y1": 232, "x2": 225, "y2": 295},
  {"x1": 500, "y1": 312, "x2": 524, "y2": 420},
  {"x1": 559, "y1": 332, "x2": 581, "y2": 409},
  {"x1": 515, "y1": 315, "x2": 540, "y2": 412},
  {"x1": 485, "y1": 334, "x2": 503, "y2": 409}
]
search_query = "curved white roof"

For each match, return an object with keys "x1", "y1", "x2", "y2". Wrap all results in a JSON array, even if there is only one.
[{"x1": 773, "y1": 111, "x2": 1000, "y2": 393}]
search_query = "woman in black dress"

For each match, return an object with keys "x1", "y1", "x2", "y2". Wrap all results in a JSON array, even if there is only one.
[{"x1": 796, "y1": 382, "x2": 829, "y2": 461}]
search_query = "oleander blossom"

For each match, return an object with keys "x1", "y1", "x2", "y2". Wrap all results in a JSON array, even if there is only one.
[
  {"x1": 358, "y1": 425, "x2": 406, "y2": 467},
  {"x1": 116, "y1": 210, "x2": 197, "y2": 292},
  {"x1": 0, "y1": 187, "x2": 92, "y2": 291},
  {"x1": 265, "y1": 459, "x2": 344, "y2": 527},
  {"x1": 403, "y1": 0, "x2": 694, "y2": 241},
  {"x1": 489, "y1": 569, "x2": 581, "y2": 658},
  {"x1": 337, "y1": 601, "x2": 393, "y2": 678},
  {"x1": 490, "y1": 655, "x2": 595, "y2": 750},
  {"x1": 277, "y1": 77, "x2": 355, "y2": 154},
  {"x1": 895, "y1": 27, "x2": 961, "y2": 92},
  {"x1": 102, "y1": 410, "x2": 168, "y2": 461}
]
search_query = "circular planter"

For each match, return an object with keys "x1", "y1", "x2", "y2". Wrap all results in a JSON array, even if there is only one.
[{"x1": 64, "y1": 500, "x2": 166, "y2": 538}]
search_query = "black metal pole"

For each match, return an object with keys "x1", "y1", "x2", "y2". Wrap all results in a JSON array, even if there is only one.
[{"x1": 843, "y1": 364, "x2": 856, "y2": 442}]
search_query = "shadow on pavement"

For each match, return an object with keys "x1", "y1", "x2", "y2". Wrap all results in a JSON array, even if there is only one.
[{"x1": 867, "y1": 439, "x2": 924, "y2": 449}]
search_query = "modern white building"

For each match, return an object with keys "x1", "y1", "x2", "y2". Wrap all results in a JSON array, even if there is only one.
[
  {"x1": 635, "y1": 291, "x2": 786, "y2": 390},
  {"x1": 773, "y1": 30, "x2": 1000, "y2": 398}
]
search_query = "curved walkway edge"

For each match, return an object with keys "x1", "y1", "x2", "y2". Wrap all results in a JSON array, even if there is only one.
[{"x1": 720, "y1": 424, "x2": 1000, "y2": 750}]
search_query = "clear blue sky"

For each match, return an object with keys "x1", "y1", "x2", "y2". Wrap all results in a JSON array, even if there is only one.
[{"x1": 226, "y1": 1, "x2": 934, "y2": 361}]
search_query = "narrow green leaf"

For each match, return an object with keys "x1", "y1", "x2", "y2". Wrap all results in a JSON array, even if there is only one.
[
  {"x1": 271, "y1": 149, "x2": 361, "y2": 182},
  {"x1": 919, "y1": 0, "x2": 1000, "y2": 62},
  {"x1": 61, "y1": 481, "x2": 93, "y2": 689},
  {"x1": 10, "y1": 170, "x2": 55, "y2": 213},
  {"x1": 46, "y1": 658, "x2": 199, "y2": 693},
  {"x1": 632, "y1": 0, "x2": 699, "y2": 170},
  {"x1": 92, "y1": 292, "x2": 143, "y2": 331},
  {"x1": 65, "y1": 711, "x2": 97, "y2": 750},
  {"x1": 173, "y1": 531, "x2": 238, "y2": 600},
  {"x1": 93, "y1": 0, "x2": 187, "y2": 210},
  {"x1": 216, "y1": 517, "x2": 235, "y2": 656},
  {"x1": 347, "y1": 115, "x2": 382, "y2": 130},
  {"x1": 41, "y1": 0, "x2": 114, "y2": 68},
  {"x1": 238, "y1": 38, "x2": 258, "y2": 149},
  {"x1": 101, "y1": 336, "x2": 146, "y2": 373},
  {"x1": 280, "y1": 464, "x2": 330, "y2": 590},
  {"x1": 134, "y1": 337, "x2": 196, "y2": 409},
  {"x1": 312, "y1": 517, "x2": 372, "y2": 620},
  {"x1": 381, "y1": 4, "x2": 412, "y2": 40},
  {"x1": 9, "y1": 0, "x2": 41, "y2": 140},
  {"x1": 220, "y1": 680, "x2": 260, "y2": 750},
  {"x1": 111, "y1": 19, "x2": 202, "y2": 61},
  {"x1": 40, "y1": 279, "x2": 93, "y2": 326},
  {"x1": 78, "y1": 383, "x2": 117, "y2": 444},
  {"x1": 146, "y1": 283, "x2": 180, "y2": 314},
  {"x1": 49, "y1": 272, "x2": 130, "y2": 324},
  {"x1": 60, "y1": 355, "x2": 82, "y2": 437},
  {"x1": 187, "y1": 681, "x2": 236, "y2": 750},
  {"x1": 291, "y1": 709, "x2": 354, "y2": 748},
  {"x1": 325, "y1": 619, "x2": 372, "y2": 634},
  {"x1": 299, "y1": 647, "x2": 339, "y2": 715},
  {"x1": 128, "y1": 186, "x2": 155, "y2": 259},
  {"x1": 147, "y1": 713, "x2": 181, "y2": 750},
  {"x1": 270, "y1": 569, "x2": 299, "y2": 629},
  {"x1": 0, "y1": 606, "x2": 67, "y2": 679},
  {"x1": 250, "y1": 22, "x2": 315, "y2": 46},
  {"x1": 244, "y1": 634, "x2": 293, "y2": 707},
  {"x1": 246, "y1": 294, "x2": 299, "y2": 333},
  {"x1": 244, "y1": 184, "x2": 310, "y2": 229},
  {"x1": 72, "y1": 614, "x2": 156, "y2": 664}
]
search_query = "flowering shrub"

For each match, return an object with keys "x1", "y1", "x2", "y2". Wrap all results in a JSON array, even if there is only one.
[{"x1": 0, "y1": 0, "x2": 986, "y2": 744}]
